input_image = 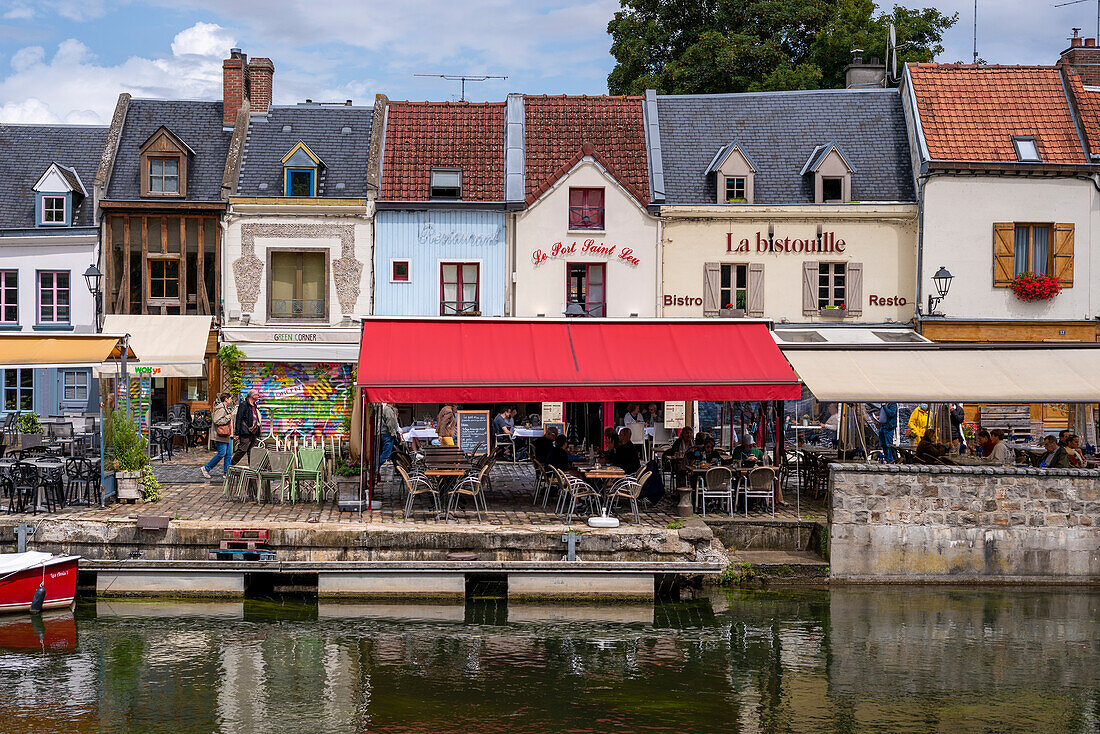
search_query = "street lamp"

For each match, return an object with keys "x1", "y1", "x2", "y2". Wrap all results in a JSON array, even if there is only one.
[
  {"x1": 927, "y1": 266, "x2": 954, "y2": 316},
  {"x1": 83, "y1": 264, "x2": 103, "y2": 332}
]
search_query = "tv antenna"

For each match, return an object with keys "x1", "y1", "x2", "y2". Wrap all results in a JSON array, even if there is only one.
[
  {"x1": 973, "y1": 0, "x2": 978, "y2": 63},
  {"x1": 1054, "y1": 0, "x2": 1100, "y2": 40},
  {"x1": 413, "y1": 73, "x2": 508, "y2": 102}
]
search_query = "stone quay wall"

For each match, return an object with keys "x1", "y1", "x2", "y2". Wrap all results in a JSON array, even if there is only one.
[{"x1": 829, "y1": 463, "x2": 1100, "y2": 582}]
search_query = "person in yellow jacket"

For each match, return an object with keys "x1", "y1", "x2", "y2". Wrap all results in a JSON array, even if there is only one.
[{"x1": 907, "y1": 403, "x2": 930, "y2": 443}]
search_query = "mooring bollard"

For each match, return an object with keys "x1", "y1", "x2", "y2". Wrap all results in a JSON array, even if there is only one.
[{"x1": 15, "y1": 523, "x2": 34, "y2": 553}]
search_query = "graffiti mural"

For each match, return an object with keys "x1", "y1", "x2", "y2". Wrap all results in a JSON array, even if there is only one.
[{"x1": 240, "y1": 362, "x2": 353, "y2": 438}]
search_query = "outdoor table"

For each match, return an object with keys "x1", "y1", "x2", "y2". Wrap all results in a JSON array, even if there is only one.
[
  {"x1": 512, "y1": 427, "x2": 544, "y2": 438},
  {"x1": 402, "y1": 427, "x2": 438, "y2": 443},
  {"x1": 0, "y1": 457, "x2": 64, "y2": 512},
  {"x1": 424, "y1": 464, "x2": 471, "y2": 508},
  {"x1": 574, "y1": 464, "x2": 626, "y2": 511},
  {"x1": 617, "y1": 426, "x2": 655, "y2": 438}
]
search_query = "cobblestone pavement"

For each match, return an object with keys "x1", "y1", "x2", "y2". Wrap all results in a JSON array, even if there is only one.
[{"x1": 8, "y1": 448, "x2": 826, "y2": 527}]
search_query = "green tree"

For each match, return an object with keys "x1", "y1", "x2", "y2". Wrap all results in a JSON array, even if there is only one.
[{"x1": 607, "y1": 0, "x2": 957, "y2": 95}]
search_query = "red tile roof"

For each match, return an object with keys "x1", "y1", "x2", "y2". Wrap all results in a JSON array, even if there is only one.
[
  {"x1": 907, "y1": 63, "x2": 1088, "y2": 163},
  {"x1": 1067, "y1": 72, "x2": 1100, "y2": 158},
  {"x1": 381, "y1": 101, "x2": 505, "y2": 201},
  {"x1": 524, "y1": 95, "x2": 649, "y2": 206}
]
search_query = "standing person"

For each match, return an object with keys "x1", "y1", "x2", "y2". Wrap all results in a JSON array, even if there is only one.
[
  {"x1": 201, "y1": 392, "x2": 234, "y2": 480},
  {"x1": 907, "y1": 403, "x2": 930, "y2": 443},
  {"x1": 377, "y1": 402, "x2": 400, "y2": 471},
  {"x1": 231, "y1": 389, "x2": 262, "y2": 466},
  {"x1": 949, "y1": 402, "x2": 966, "y2": 454},
  {"x1": 436, "y1": 403, "x2": 456, "y2": 446},
  {"x1": 876, "y1": 402, "x2": 898, "y2": 462}
]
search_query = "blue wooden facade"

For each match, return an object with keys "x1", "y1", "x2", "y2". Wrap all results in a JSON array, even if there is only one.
[{"x1": 374, "y1": 210, "x2": 506, "y2": 317}]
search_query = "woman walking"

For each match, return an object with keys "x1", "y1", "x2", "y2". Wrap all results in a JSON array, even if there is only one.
[{"x1": 201, "y1": 392, "x2": 234, "y2": 480}]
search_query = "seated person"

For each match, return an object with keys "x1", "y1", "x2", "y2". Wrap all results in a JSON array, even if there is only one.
[
  {"x1": 915, "y1": 428, "x2": 949, "y2": 463},
  {"x1": 1039, "y1": 434, "x2": 1069, "y2": 468},
  {"x1": 1065, "y1": 433, "x2": 1086, "y2": 468},
  {"x1": 683, "y1": 432, "x2": 711, "y2": 464},
  {"x1": 545, "y1": 433, "x2": 574, "y2": 472},
  {"x1": 602, "y1": 426, "x2": 619, "y2": 457},
  {"x1": 667, "y1": 426, "x2": 693, "y2": 457},
  {"x1": 983, "y1": 428, "x2": 1015, "y2": 465},
  {"x1": 700, "y1": 438, "x2": 723, "y2": 463},
  {"x1": 532, "y1": 426, "x2": 557, "y2": 465},
  {"x1": 609, "y1": 427, "x2": 641, "y2": 474},
  {"x1": 732, "y1": 434, "x2": 764, "y2": 465}
]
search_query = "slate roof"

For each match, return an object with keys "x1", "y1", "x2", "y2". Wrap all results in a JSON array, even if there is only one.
[
  {"x1": 104, "y1": 99, "x2": 231, "y2": 202},
  {"x1": 655, "y1": 88, "x2": 915, "y2": 205},
  {"x1": 380, "y1": 101, "x2": 505, "y2": 202},
  {"x1": 907, "y1": 64, "x2": 1089, "y2": 164},
  {"x1": 0, "y1": 123, "x2": 108, "y2": 229},
  {"x1": 237, "y1": 105, "x2": 374, "y2": 197},
  {"x1": 524, "y1": 95, "x2": 649, "y2": 206}
]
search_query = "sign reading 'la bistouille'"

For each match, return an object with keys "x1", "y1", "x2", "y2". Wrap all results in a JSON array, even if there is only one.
[
  {"x1": 728, "y1": 232, "x2": 847, "y2": 254},
  {"x1": 532, "y1": 239, "x2": 640, "y2": 267}
]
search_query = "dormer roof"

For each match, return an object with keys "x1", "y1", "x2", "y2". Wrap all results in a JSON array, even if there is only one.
[
  {"x1": 33, "y1": 162, "x2": 87, "y2": 197},
  {"x1": 139, "y1": 125, "x2": 196, "y2": 156},
  {"x1": 281, "y1": 140, "x2": 324, "y2": 168},
  {"x1": 800, "y1": 143, "x2": 856, "y2": 175},
  {"x1": 705, "y1": 142, "x2": 757, "y2": 174}
]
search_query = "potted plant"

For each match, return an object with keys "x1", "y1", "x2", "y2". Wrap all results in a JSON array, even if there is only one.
[
  {"x1": 218, "y1": 344, "x2": 247, "y2": 399},
  {"x1": 106, "y1": 410, "x2": 150, "y2": 501},
  {"x1": 15, "y1": 412, "x2": 42, "y2": 448},
  {"x1": 719, "y1": 292, "x2": 747, "y2": 318},
  {"x1": 1009, "y1": 272, "x2": 1061, "y2": 302},
  {"x1": 819, "y1": 303, "x2": 847, "y2": 317},
  {"x1": 333, "y1": 455, "x2": 362, "y2": 500}
]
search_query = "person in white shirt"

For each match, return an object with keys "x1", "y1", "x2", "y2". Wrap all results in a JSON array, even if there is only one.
[
  {"x1": 623, "y1": 404, "x2": 643, "y2": 425},
  {"x1": 984, "y1": 429, "x2": 1015, "y2": 465}
]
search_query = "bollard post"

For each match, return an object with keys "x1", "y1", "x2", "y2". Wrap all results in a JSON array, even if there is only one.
[
  {"x1": 15, "y1": 523, "x2": 34, "y2": 553},
  {"x1": 561, "y1": 532, "x2": 577, "y2": 561}
]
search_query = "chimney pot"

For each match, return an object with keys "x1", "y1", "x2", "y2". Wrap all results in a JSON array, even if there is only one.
[
  {"x1": 1072, "y1": 36, "x2": 1084, "y2": 47},
  {"x1": 1086, "y1": 37, "x2": 1097, "y2": 47},
  {"x1": 346, "y1": 99, "x2": 352, "y2": 106}
]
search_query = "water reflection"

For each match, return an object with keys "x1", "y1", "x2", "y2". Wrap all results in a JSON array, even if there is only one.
[{"x1": 0, "y1": 589, "x2": 1095, "y2": 733}]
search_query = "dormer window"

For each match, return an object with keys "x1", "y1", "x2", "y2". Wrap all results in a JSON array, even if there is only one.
[
  {"x1": 430, "y1": 168, "x2": 462, "y2": 199},
  {"x1": 41, "y1": 196, "x2": 66, "y2": 225},
  {"x1": 706, "y1": 142, "x2": 756, "y2": 204},
  {"x1": 281, "y1": 141, "x2": 322, "y2": 197},
  {"x1": 1013, "y1": 136, "x2": 1040, "y2": 162},
  {"x1": 801, "y1": 143, "x2": 855, "y2": 204},
  {"x1": 139, "y1": 126, "x2": 191, "y2": 198}
]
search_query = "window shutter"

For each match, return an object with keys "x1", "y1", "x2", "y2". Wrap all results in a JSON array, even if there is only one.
[
  {"x1": 703, "y1": 262, "x2": 720, "y2": 317},
  {"x1": 802, "y1": 261, "x2": 818, "y2": 316},
  {"x1": 846, "y1": 262, "x2": 863, "y2": 316},
  {"x1": 1053, "y1": 223, "x2": 1074, "y2": 288},
  {"x1": 747, "y1": 263, "x2": 765, "y2": 317},
  {"x1": 992, "y1": 223, "x2": 1015, "y2": 287}
]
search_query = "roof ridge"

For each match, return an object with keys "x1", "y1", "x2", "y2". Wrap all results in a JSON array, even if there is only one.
[
  {"x1": 388, "y1": 100, "x2": 506, "y2": 107},
  {"x1": 0, "y1": 123, "x2": 108, "y2": 129},
  {"x1": 657, "y1": 87, "x2": 896, "y2": 100},
  {"x1": 524, "y1": 93, "x2": 643, "y2": 101},
  {"x1": 908, "y1": 62, "x2": 1061, "y2": 71}
]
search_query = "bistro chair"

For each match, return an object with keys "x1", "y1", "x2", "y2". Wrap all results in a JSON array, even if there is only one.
[
  {"x1": 551, "y1": 465, "x2": 601, "y2": 525},
  {"x1": 1, "y1": 413, "x2": 16, "y2": 442},
  {"x1": 445, "y1": 462, "x2": 491, "y2": 522},
  {"x1": 398, "y1": 463, "x2": 440, "y2": 519},
  {"x1": 190, "y1": 411, "x2": 212, "y2": 447},
  {"x1": 148, "y1": 426, "x2": 174, "y2": 462},
  {"x1": 531, "y1": 457, "x2": 551, "y2": 506},
  {"x1": 226, "y1": 449, "x2": 269, "y2": 502},
  {"x1": 608, "y1": 467, "x2": 651, "y2": 524},
  {"x1": 627, "y1": 422, "x2": 648, "y2": 462},
  {"x1": 742, "y1": 466, "x2": 776, "y2": 517},
  {"x1": 5, "y1": 462, "x2": 39, "y2": 514},
  {"x1": 292, "y1": 447, "x2": 325, "y2": 503},
  {"x1": 258, "y1": 450, "x2": 296, "y2": 503},
  {"x1": 495, "y1": 432, "x2": 517, "y2": 463},
  {"x1": 699, "y1": 466, "x2": 735, "y2": 517}
]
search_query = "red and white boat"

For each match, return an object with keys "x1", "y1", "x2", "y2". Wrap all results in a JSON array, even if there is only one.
[{"x1": 0, "y1": 552, "x2": 79, "y2": 614}]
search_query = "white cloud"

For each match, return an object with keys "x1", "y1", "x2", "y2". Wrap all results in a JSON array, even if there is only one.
[
  {"x1": 171, "y1": 21, "x2": 234, "y2": 58},
  {"x1": 3, "y1": 4, "x2": 35, "y2": 20}
]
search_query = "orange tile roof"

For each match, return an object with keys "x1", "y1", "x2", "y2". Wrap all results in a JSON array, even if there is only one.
[
  {"x1": 1067, "y1": 72, "x2": 1100, "y2": 158},
  {"x1": 907, "y1": 63, "x2": 1088, "y2": 163},
  {"x1": 381, "y1": 101, "x2": 505, "y2": 201},
  {"x1": 524, "y1": 95, "x2": 649, "y2": 205}
]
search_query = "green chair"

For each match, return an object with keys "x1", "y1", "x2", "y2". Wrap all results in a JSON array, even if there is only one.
[
  {"x1": 258, "y1": 450, "x2": 296, "y2": 503},
  {"x1": 291, "y1": 447, "x2": 325, "y2": 503},
  {"x1": 225, "y1": 448, "x2": 269, "y2": 502}
]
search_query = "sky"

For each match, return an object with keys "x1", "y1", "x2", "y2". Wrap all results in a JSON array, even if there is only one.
[{"x1": 0, "y1": 0, "x2": 1097, "y2": 124}]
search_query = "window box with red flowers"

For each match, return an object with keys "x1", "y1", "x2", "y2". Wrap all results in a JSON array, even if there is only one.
[{"x1": 1009, "y1": 272, "x2": 1061, "y2": 302}]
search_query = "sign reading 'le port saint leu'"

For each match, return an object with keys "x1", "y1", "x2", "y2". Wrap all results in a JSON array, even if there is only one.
[
  {"x1": 728, "y1": 231, "x2": 847, "y2": 254},
  {"x1": 532, "y1": 239, "x2": 641, "y2": 267}
]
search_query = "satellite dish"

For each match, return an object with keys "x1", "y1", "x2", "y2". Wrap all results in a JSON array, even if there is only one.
[{"x1": 888, "y1": 23, "x2": 898, "y2": 83}]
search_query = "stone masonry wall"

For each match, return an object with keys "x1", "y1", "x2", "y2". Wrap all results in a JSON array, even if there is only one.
[{"x1": 830, "y1": 463, "x2": 1100, "y2": 581}]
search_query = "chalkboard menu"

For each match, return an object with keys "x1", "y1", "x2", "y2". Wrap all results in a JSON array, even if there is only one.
[
  {"x1": 543, "y1": 422, "x2": 565, "y2": 439},
  {"x1": 457, "y1": 410, "x2": 490, "y2": 456}
]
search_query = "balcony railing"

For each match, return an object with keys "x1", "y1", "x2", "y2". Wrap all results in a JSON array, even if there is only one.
[{"x1": 270, "y1": 298, "x2": 325, "y2": 318}]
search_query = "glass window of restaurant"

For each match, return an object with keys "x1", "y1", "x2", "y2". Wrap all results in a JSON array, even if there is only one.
[
  {"x1": 270, "y1": 251, "x2": 327, "y2": 320},
  {"x1": 566, "y1": 263, "x2": 605, "y2": 317},
  {"x1": 440, "y1": 262, "x2": 479, "y2": 315}
]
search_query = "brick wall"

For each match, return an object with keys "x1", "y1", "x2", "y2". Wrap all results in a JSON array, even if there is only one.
[
  {"x1": 1059, "y1": 44, "x2": 1100, "y2": 87},
  {"x1": 830, "y1": 463, "x2": 1100, "y2": 581},
  {"x1": 248, "y1": 58, "x2": 274, "y2": 114},
  {"x1": 223, "y1": 53, "x2": 247, "y2": 126}
]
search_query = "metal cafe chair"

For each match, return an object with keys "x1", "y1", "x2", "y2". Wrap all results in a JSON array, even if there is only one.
[
  {"x1": 397, "y1": 463, "x2": 440, "y2": 519},
  {"x1": 445, "y1": 462, "x2": 491, "y2": 522},
  {"x1": 699, "y1": 465, "x2": 735, "y2": 517},
  {"x1": 742, "y1": 466, "x2": 776, "y2": 517},
  {"x1": 551, "y1": 465, "x2": 600, "y2": 525},
  {"x1": 607, "y1": 467, "x2": 651, "y2": 524}
]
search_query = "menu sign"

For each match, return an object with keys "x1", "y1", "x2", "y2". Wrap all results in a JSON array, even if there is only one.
[
  {"x1": 664, "y1": 401, "x2": 687, "y2": 429},
  {"x1": 541, "y1": 402, "x2": 564, "y2": 424},
  {"x1": 457, "y1": 410, "x2": 490, "y2": 456}
]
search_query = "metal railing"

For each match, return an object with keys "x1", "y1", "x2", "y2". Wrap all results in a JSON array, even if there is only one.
[{"x1": 270, "y1": 298, "x2": 325, "y2": 318}]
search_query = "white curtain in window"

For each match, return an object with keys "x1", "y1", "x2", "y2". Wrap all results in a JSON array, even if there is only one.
[
  {"x1": 270, "y1": 253, "x2": 296, "y2": 302},
  {"x1": 1013, "y1": 225, "x2": 1029, "y2": 275},
  {"x1": 1031, "y1": 226, "x2": 1048, "y2": 275}
]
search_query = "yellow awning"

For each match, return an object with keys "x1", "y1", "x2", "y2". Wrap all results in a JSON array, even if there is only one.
[
  {"x1": 0, "y1": 334, "x2": 135, "y2": 369},
  {"x1": 96, "y1": 315, "x2": 213, "y2": 378},
  {"x1": 782, "y1": 344, "x2": 1100, "y2": 402}
]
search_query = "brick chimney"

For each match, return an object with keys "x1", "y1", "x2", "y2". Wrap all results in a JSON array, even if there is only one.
[
  {"x1": 223, "y1": 48, "x2": 248, "y2": 126},
  {"x1": 247, "y1": 58, "x2": 275, "y2": 115},
  {"x1": 1058, "y1": 31, "x2": 1100, "y2": 86}
]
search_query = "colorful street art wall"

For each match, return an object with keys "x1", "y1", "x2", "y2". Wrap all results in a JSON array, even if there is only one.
[{"x1": 240, "y1": 362, "x2": 353, "y2": 438}]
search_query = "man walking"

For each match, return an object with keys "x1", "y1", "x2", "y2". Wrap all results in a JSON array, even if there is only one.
[
  {"x1": 231, "y1": 389, "x2": 263, "y2": 466},
  {"x1": 876, "y1": 402, "x2": 897, "y2": 462},
  {"x1": 378, "y1": 402, "x2": 400, "y2": 472}
]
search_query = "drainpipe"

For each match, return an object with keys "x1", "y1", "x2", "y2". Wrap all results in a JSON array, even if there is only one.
[{"x1": 655, "y1": 216, "x2": 663, "y2": 315}]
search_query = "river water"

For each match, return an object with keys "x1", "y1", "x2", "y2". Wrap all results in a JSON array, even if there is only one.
[{"x1": 0, "y1": 588, "x2": 1097, "y2": 733}]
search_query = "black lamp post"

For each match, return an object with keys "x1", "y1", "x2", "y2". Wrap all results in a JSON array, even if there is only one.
[
  {"x1": 927, "y1": 266, "x2": 954, "y2": 316},
  {"x1": 83, "y1": 264, "x2": 103, "y2": 332}
]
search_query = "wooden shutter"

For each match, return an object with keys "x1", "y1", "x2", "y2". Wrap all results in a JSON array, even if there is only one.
[
  {"x1": 992, "y1": 222, "x2": 1015, "y2": 287},
  {"x1": 1053, "y1": 223, "x2": 1074, "y2": 287},
  {"x1": 703, "y1": 262, "x2": 720, "y2": 317},
  {"x1": 802, "y1": 261, "x2": 818, "y2": 316},
  {"x1": 846, "y1": 262, "x2": 863, "y2": 316},
  {"x1": 747, "y1": 263, "x2": 765, "y2": 317}
]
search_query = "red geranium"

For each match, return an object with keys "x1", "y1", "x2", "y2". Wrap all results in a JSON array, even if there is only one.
[{"x1": 1009, "y1": 272, "x2": 1061, "y2": 302}]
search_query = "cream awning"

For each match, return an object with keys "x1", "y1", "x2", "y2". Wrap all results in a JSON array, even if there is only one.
[
  {"x1": 95, "y1": 315, "x2": 212, "y2": 378},
  {"x1": 0, "y1": 333, "x2": 135, "y2": 369},
  {"x1": 782, "y1": 344, "x2": 1100, "y2": 402}
]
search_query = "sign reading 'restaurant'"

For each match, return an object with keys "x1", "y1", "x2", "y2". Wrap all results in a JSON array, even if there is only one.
[
  {"x1": 728, "y1": 232, "x2": 846, "y2": 254},
  {"x1": 533, "y1": 240, "x2": 640, "y2": 267}
]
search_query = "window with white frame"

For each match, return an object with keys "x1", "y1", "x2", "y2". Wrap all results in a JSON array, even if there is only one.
[
  {"x1": 391, "y1": 260, "x2": 410, "y2": 282},
  {"x1": 2, "y1": 369, "x2": 33, "y2": 412},
  {"x1": 818, "y1": 262, "x2": 847, "y2": 309},
  {"x1": 62, "y1": 370, "x2": 88, "y2": 403},
  {"x1": 41, "y1": 196, "x2": 66, "y2": 225},
  {"x1": 719, "y1": 264, "x2": 748, "y2": 311},
  {"x1": 724, "y1": 177, "x2": 747, "y2": 203}
]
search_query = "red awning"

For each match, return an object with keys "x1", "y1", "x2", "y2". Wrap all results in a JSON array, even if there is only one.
[{"x1": 357, "y1": 318, "x2": 801, "y2": 403}]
